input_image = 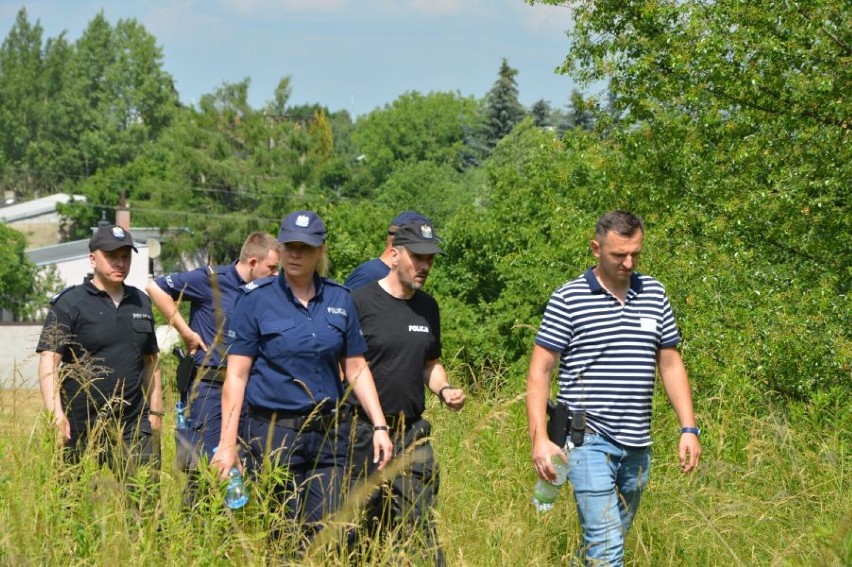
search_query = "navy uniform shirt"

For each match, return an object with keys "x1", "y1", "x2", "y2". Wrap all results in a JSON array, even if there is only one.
[
  {"x1": 36, "y1": 277, "x2": 159, "y2": 430},
  {"x1": 227, "y1": 272, "x2": 367, "y2": 414},
  {"x1": 153, "y1": 262, "x2": 246, "y2": 367},
  {"x1": 344, "y1": 258, "x2": 390, "y2": 291}
]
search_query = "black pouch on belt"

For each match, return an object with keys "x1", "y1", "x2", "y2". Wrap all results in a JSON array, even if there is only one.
[
  {"x1": 570, "y1": 410, "x2": 586, "y2": 448},
  {"x1": 174, "y1": 346, "x2": 196, "y2": 395},
  {"x1": 546, "y1": 399, "x2": 570, "y2": 448}
]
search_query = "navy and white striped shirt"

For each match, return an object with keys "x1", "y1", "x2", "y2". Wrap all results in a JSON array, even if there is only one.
[{"x1": 535, "y1": 268, "x2": 680, "y2": 447}]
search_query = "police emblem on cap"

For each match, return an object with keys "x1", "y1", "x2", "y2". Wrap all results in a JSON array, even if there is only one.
[
  {"x1": 112, "y1": 227, "x2": 126, "y2": 239},
  {"x1": 296, "y1": 214, "x2": 310, "y2": 228},
  {"x1": 421, "y1": 224, "x2": 433, "y2": 239}
]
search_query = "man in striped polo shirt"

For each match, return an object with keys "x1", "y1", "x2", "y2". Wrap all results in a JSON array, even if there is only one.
[{"x1": 526, "y1": 210, "x2": 701, "y2": 566}]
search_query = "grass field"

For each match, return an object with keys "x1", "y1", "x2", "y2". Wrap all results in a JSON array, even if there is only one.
[{"x1": 1, "y1": 375, "x2": 850, "y2": 566}]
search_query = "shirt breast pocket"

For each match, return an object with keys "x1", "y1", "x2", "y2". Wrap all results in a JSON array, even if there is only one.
[
  {"x1": 259, "y1": 318, "x2": 297, "y2": 337},
  {"x1": 325, "y1": 314, "x2": 347, "y2": 335},
  {"x1": 132, "y1": 319, "x2": 154, "y2": 334}
]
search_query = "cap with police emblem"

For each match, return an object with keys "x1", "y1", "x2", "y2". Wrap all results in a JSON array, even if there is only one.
[
  {"x1": 392, "y1": 221, "x2": 443, "y2": 255},
  {"x1": 389, "y1": 211, "x2": 430, "y2": 233},
  {"x1": 278, "y1": 210, "x2": 327, "y2": 247},
  {"x1": 88, "y1": 224, "x2": 138, "y2": 253}
]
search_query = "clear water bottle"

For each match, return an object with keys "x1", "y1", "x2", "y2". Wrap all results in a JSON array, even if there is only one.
[
  {"x1": 532, "y1": 453, "x2": 569, "y2": 512},
  {"x1": 175, "y1": 401, "x2": 189, "y2": 430},
  {"x1": 225, "y1": 467, "x2": 249, "y2": 510}
]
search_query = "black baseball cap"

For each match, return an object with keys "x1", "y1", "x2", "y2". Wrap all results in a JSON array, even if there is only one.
[
  {"x1": 392, "y1": 220, "x2": 443, "y2": 255},
  {"x1": 390, "y1": 211, "x2": 430, "y2": 230},
  {"x1": 88, "y1": 224, "x2": 138, "y2": 252}
]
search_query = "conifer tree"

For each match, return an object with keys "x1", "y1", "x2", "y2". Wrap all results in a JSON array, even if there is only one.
[{"x1": 483, "y1": 58, "x2": 526, "y2": 148}]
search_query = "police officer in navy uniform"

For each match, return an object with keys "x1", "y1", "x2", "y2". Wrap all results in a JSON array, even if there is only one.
[
  {"x1": 214, "y1": 210, "x2": 392, "y2": 545},
  {"x1": 146, "y1": 232, "x2": 280, "y2": 470},
  {"x1": 349, "y1": 220, "x2": 465, "y2": 565},
  {"x1": 37, "y1": 224, "x2": 162, "y2": 478}
]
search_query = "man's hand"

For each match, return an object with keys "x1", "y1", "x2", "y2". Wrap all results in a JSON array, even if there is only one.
[
  {"x1": 532, "y1": 437, "x2": 568, "y2": 483},
  {"x1": 679, "y1": 432, "x2": 701, "y2": 473},
  {"x1": 183, "y1": 331, "x2": 208, "y2": 356},
  {"x1": 372, "y1": 429, "x2": 394, "y2": 471},
  {"x1": 212, "y1": 443, "x2": 240, "y2": 480},
  {"x1": 440, "y1": 386, "x2": 466, "y2": 411},
  {"x1": 51, "y1": 410, "x2": 71, "y2": 443},
  {"x1": 148, "y1": 413, "x2": 163, "y2": 432}
]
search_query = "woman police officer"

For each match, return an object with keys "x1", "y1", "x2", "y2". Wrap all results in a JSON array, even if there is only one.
[{"x1": 214, "y1": 210, "x2": 392, "y2": 540}]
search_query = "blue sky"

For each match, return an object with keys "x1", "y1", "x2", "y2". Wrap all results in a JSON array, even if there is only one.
[{"x1": 4, "y1": 0, "x2": 591, "y2": 117}]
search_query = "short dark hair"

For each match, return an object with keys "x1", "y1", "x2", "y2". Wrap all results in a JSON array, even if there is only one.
[{"x1": 595, "y1": 211, "x2": 644, "y2": 239}]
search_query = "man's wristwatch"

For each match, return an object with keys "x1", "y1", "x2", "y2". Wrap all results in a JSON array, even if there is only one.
[{"x1": 680, "y1": 426, "x2": 701, "y2": 436}]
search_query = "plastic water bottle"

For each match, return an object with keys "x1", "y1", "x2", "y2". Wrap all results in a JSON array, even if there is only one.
[
  {"x1": 225, "y1": 467, "x2": 249, "y2": 510},
  {"x1": 532, "y1": 454, "x2": 569, "y2": 512},
  {"x1": 175, "y1": 401, "x2": 189, "y2": 430}
]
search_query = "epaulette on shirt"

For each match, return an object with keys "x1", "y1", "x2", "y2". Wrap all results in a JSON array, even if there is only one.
[
  {"x1": 323, "y1": 277, "x2": 346, "y2": 290},
  {"x1": 209, "y1": 264, "x2": 230, "y2": 276},
  {"x1": 50, "y1": 284, "x2": 77, "y2": 305},
  {"x1": 241, "y1": 275, "x2": 276, "y2": 293}
]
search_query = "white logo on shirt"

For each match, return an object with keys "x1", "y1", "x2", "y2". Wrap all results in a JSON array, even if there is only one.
[
  {"x1": 409, "y1": 325, "x2": 429, "y2": 333},
  {"x1": 327, "y1": 306, "x2": 347, "y2": 316}
]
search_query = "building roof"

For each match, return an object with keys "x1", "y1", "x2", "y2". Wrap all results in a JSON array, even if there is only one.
[
  {"x1": 0, "y1": 193, "x2": 86, "y2": 223},
  {"x1": 26, "y1": 228, "x2": 162, "y2": 266}
]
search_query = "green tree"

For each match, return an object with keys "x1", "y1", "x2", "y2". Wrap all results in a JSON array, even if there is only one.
[
  {"x1": 350, "y1": 91, "x2": 480, "y2": 195},
  {"x1": 372, "y1": 160, "x2": 481, "y2": 226},
  {"x1": 0, "y1": 10, "x2": 178, "y2": 196},
  {"x1": 0, "y1": 9, "x2": 44, "y2": 177},
  {"x1": 432, "y1": 120, "x2": 604, "y2": 380},
  {"x1": 482, "y1": 58, "x2": 526, "y2": 148},
  {"x1": 567, "y1": 89, "x2": 594, "y2": 131},
  {"x1": 529, "y1": 0, "x2": 850, "y2": 286},
  {"x1": 0, "y1": 8, "x2": 73, "y2": 194},
  {"x1": 62, "y1": 13, "x2": 178, "y2": 177},
  {"x1": 529, "y1": 99, "x2": 552, "y2": 128},
  {"x1": 515, "y1": 0, "x2": 851, "y2": 402},
  {"x1": 0, "y1": 224, "x2": 44, "y2": 319},
  {"x1": 266, "y1": 76, "x2": 292, "y2": 116}
]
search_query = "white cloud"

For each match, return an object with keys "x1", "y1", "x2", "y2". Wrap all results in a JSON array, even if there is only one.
[{"x1": 514, "y1": 1, "x2": 574, "y2": 35}]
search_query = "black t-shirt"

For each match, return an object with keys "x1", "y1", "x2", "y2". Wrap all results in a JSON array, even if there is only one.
[
  {"x1": 351, "y1": 281, "x2": 441, "y2": 419},
  {"x1": 36, "y1": 278, "x2": 159, "y2": 429}
]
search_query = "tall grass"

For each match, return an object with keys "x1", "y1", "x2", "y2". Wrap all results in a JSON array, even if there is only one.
[{"x1": 1, "y1": 365, "x2": 849, "y2": 566}]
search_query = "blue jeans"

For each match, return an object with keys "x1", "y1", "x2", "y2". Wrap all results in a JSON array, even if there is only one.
[{"x1": 566, "y1": 432, "x2": 651, "y2": 566}]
